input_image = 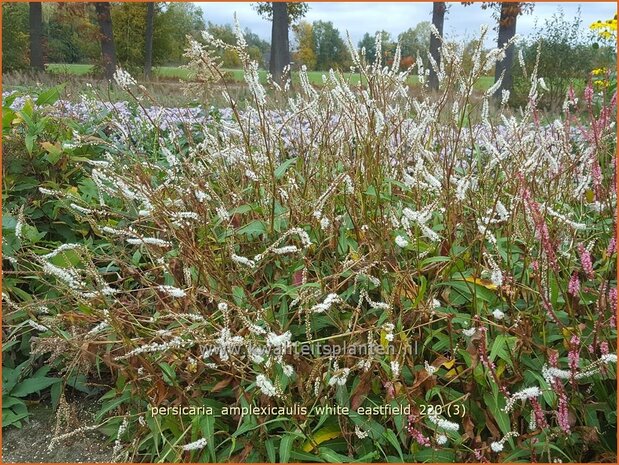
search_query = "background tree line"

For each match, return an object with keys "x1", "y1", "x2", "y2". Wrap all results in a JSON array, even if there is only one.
[
  {"x1": 2, "y1": 2, "x2": 205, "y2": 75},
  {"x1": 290, "y1": 21, "x2": 430, "y2": 72},
  {"x1": 3, "y1": 2, "x2": 614, "y2": 110}
]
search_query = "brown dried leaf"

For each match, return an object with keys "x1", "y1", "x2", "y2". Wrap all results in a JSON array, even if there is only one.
[
  {"x1": 211, "y1": 377, "x2": 233, "y2": 393},
  {"x1": 350, "y1": 371, "x2": 373, "y2": 410},
  {"x1": 483, "y1": 410, "x2": 501, "y2": 438}
]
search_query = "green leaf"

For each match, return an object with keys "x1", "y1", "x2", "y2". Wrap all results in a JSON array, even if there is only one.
[
  {"x1": 231, "y1": 204, "x2": 252, "y2": 215},
  {"x1": 2, "y1": 107, "x2": 16, "y2": 131},
  {"x1": 237, "y1": 219, "x2": 267, "y2": 237},
  {"x1": 25, "y1": 134, "x2": 35, "y2": 154},
  {"x1": 420, "y1": 255, "x2": 451, "y2": 266},
  {"x1": 199, "y1": 414, "x2": 216, "y2": 462},
  {"x1": 2, "y1": 366, "x2": 19, "y2": 392},
  {"x1": 2, "y1": 408, "x2": 29, "y2": 428},
  {"x1": 489, "y1": 334, "x2": 517, "y2": 367},
  {"x1": 318, "y1": 446, "x2": 350, "y2": 463},
  {"x1": 584, "y1": 404, "x2": 602, "y2": 430},
  {"x1": 503, "y1": 447, "x2": 533, "y2": 462},
  {"x1": 66, "y1": 373, "x2": 95, "y2": 394},
  {"x1": 289, "y1": 449, "x2": 325, "y2": 462},
  {"x1": 51, "y1": 381, "x2": 62, "y2": 411},
  {"x1": 9, "y1": 177, "x2": 40, "y2": 192},
  {"x1": 11, "y1": 376, "x2": 61, "y2": 397},
  {"x1": 441, "y1": 279, "x2": 497, "y2": 304},
  {"x1": 483, "y1": 390, "x2": 510, "y2": 436},
  {"x1": 280, "y1": 434, "x2": 295, "y2": 463},
  {"x1": 413, "y1": 276, "x2": 427, "y2": 307},
  {"x1": 264, "y1": 438, "x2": 276, "y2": 463},
  {"x1": 302, "y1": 423, "x2": 342, "y2": 452},
  {"x1": 2, "y1": 340, "x2": 20, "y2": 353},
  {"x1": 412, "y1": 448, "x2": 456, "y2": 462},
  {"x1": 19, "y1": 99, "x2": 34, "y2": 120},
  {"x1": 3, "y1": 92, "x2": 18, "y2": 107},
  {"x1": 231, "y1": 414, "x2": 258, "y2": 437},
  {"x1": 49, "y1": 249, "x2": 81, "y2": 268},
  {"x1": 43, "y1": 147, "x2": 63, "y2": 165},
  {"x1": 159, "y1": 362, "x2": 176, "y2": 385},
  {"x1": 232, "y1": 286, "x2": 246, "y2": 306},
  {"x1": 274, "y1": 157, "x2": 297, "y2": 179},
  {"x1": 95, "y1": 389, "x2": 131, "y2": 421},
  {"x1": 383, "y1": 429, "x2": 404, "y2": 461},
  {"x1": 2, "y1": 396, "x2": 25, "y2": 410},
  {"x1": 36, "y1": 85, "x2": 63, "y2": 106},
  {"x1": 21, "y1": 224, "x2": 46, "y2": 244}
]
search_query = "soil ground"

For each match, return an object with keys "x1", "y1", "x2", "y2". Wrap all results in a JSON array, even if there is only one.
[{"x1": 2, "y1": 401, "x2": 113, "y2": 463}]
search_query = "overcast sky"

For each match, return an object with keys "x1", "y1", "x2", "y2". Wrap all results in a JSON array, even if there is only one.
[{"x1": 197, "y1": 1, "x2": 617, "y2": 47}]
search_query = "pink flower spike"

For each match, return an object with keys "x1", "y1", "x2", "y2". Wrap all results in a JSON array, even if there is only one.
[
  {"x1": 568, "y1": 340, "x2": 580, "y2": 375},
  {"x1": 609, "y1": 287, "x2": 617, "y2": 313},
  {"x1": 568, "y1": 273, "x2": 580, "y2": 296},
  {"x1": 557, "y1": 390, "x2": 571, "y2": 434},
  {"x1": 549, "y1": 351, "x2": 559, "y2": 367},
  {"x1": 530, "y1": 398, "x2": 548, "y2": 429},
  {"x1": 607, "y1": 237, "x2": 616, "y2": 256},
  {"x1": 584, "y1": 82, "x2": 594, "y2": 105},
  {"x1": 406, "y1": 416, "x2": 430, "y2": 447},
  {"x1": 577, "y1": 243, "x2": 594, "y2": 280},
  {"x1": 600, "y1": 341, "x2": 609, "y2": 355}
]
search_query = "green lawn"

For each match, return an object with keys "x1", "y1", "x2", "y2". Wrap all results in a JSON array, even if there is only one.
[
  {"x1": 154, "y1": 66, "x2": 194, "y2": 80},
  {"x1": 44, "y1": 63, "x2": 494, "y2": 91},
  {"x1": 45, "y1": 63, "x2": 193, "y2": 79},
  {"x1": 45, "y1": 63, "x2": 95, "y2": 76}
]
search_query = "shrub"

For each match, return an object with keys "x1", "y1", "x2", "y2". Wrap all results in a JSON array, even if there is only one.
[
  {"x1": 2, "y1": 86, "x2": 111, "y2": 429},
  {"x1": 1, "y1": 2, "x2": 29, "y2": 72},
  {"x1": 511, "y1": 9, "x2": 616, "y2": 112}
]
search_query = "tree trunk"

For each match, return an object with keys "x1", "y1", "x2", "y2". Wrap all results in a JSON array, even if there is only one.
[
  {"x1": 29, "y1": 2, "x2": 44, "y2": 71},
  {"x1": 429, "y1": 2, "x2": 446, "y2": 91},
  {"x1": 95, "y1": 2, "x2": 116, "y2": 80},
  {"x1": 144, "y1": 2, "x2": 155, "y2": 79},
  {"x1": 269, "y1": 2, "x2": 290, "y2": 84},
  {"x1": 494, "y1": 2, "x2": 519, "y2": 98}
]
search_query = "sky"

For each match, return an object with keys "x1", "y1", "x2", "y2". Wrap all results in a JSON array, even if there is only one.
[{"x1": 196, "y1": 1, "x2": 617, "y2": 47}]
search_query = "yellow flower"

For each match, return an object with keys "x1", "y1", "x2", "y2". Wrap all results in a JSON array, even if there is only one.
[
  {"x1": 594, "y1": 79, "x2": 609, "y2": 89},
  {"x1": 590, "y1": 15, "x2": 618, "y2": 39},
  {"x1": 592, "y1": 67, "x2": 607, "y2": 76},
  {"x1": 590, "y1": 20, "x2": 602, "y2": 29}
]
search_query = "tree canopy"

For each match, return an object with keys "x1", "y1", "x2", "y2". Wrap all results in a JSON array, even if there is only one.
[{"x1": 252, "y1": 2, "x2": 309, "y2": 24}]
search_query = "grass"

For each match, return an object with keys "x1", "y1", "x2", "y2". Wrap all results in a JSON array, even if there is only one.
[
  {"x1": 45, "y1": 63, "x2": 193, "y2": 79},
  {"x1": 44, "y1": 63, "x2": 495, "y2": 91},
  {"x1": 45, "y1": 63, "x2": 95, "y2": 76},
  {"x1": 4, "y1": 68, "x2": 252, "y2": 109}
]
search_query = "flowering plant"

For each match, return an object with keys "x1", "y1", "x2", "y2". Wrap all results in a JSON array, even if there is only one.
[
  {"x1": 2, "y1": 23, "x2": 617, "y2": 462},
  {"x1": 590, "y1": 15, "x2": 617, "y2": 41},
  {"x1": 590, "y1": 15, "x2": 617, "y2": 94}
]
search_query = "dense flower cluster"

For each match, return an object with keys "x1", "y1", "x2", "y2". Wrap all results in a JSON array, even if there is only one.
[
  {"x1": 3, "y1": 23, "x2": 616, "y2": 463},
  {"x1": 590, "y1": 15, "x2": 618, "y2": 41}
]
